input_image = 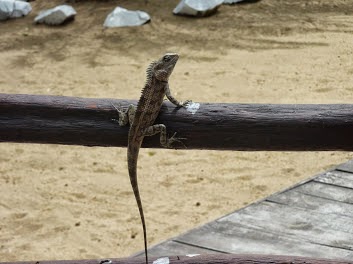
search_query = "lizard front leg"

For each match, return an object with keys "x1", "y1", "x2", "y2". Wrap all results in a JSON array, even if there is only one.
[
  {"x1": 112, "y1": 104, "x2": 136, "y2": 126},
  {"x1": 165, "y1": 83, "x2": 192, "y2": 107},
  {"x1": 144, "y1": 124, "x2": 185, "y2": 148}
]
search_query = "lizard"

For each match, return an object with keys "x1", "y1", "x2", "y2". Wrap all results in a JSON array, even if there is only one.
[{"x1": 113, "y1": 53, "x2": 191, "y2": 264}]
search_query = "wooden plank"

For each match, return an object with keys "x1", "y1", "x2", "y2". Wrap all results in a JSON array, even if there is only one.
[
  {"x1": 133, "y1": 240, "x2": 220, "y2": 257},
  {"x1": 175, "y1": 220, "x2": 353, "y2": 260},
  {"x1": 296, "y1": 181, "x2": 353, "y2": 204},
  {"x1": 267, "y1": 189, "x2": 353, "y2": 218},
  {"x1": 315, "y1": 170, "x2": 353, "y2": 189},
  {"x1": 218, "y1": 201, "x2": 353, "y2": 248},
  {"x1": 336, "y1": 159, "x2": 353, "y2": 173}
]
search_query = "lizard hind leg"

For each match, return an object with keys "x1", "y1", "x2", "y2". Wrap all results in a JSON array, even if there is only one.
[
  {"x1": 144, "y1": 124, "x2": 186, "y2": 148},
  {"x1": 126, "y1": 104, "x2": 136, "y2": 125}
]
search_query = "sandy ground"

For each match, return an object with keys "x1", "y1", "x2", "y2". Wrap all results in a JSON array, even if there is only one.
[{"x1": 1, "y1": 0, "x2": 353, "y2": 261}]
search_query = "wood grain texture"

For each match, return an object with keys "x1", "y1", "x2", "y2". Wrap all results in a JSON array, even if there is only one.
[
  {"x1": 220, "y1": 201, "x2": 353, "y2": 244},
  {"x1": 267, "y1": 188, "x2": 353, "y2": 218},
  {"x1": 1, "y1": 93, "x2": 353, "y2": 150},
  {"x1": 296, "y1": 181, "x2": 353, "y2": 204},
  {"x1": 174, "y1": 220, "x2": 353, "y2": 259},
  {"x1": 315, "y1": 170, "x2": 353, "y2": 189},
  {"x1": 2, "y1": 254, "x2": 352, "y2": 264},
  {"x1": 178, "y1": 202, "x2": 353, "y2": 257}
]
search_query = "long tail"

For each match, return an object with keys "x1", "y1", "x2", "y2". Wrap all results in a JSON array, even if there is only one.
[{"x1": 128, "y1": 144, "x2": 148, "y2": 264}]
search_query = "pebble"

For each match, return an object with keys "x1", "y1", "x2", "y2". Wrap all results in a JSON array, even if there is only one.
[
  {"x1": 0, "y1": 0, "x2": 31, "y2": 21},
  {"x1": 173, "y1": 0, "x2": 223, "y2": 17},
  {"x1": 103, "y1": 6, "x2": 150, "y2": 28},
  {"x1": 34, "y1": 5, "x2": 76, "y2": 25}
]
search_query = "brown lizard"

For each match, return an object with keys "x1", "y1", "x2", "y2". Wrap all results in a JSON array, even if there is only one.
[{"x1": 113, "y1": 53, "x2": 191, "y2": 264}]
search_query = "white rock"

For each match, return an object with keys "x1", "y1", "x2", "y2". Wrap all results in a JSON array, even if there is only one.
[
  {"x1": 34, "y1": 5, "x2": 76, "y2": 25},
  {"x1": 223, "y1": 0, "x2": 245, "y2": 4},
  {"x1": 104, "y1": 6, "x2": 150, "y2": 28},
  {"x1": 173, "y1": 0, "x2": 223, "y2": 17},
  {"x1": 0, "y1": 0, "x2": 31, "y2": 21}
]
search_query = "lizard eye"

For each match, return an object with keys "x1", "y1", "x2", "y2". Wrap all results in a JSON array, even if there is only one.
[{"x1": 163, "y1": 55, "x2": 171, "y2": 62}]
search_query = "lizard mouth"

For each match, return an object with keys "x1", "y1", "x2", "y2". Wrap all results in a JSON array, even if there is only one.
[{"x1": 168, "y1": 56, "x2": 179, "y2": 69}]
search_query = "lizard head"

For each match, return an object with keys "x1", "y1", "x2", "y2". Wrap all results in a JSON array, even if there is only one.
[{"x1": 149, "y1": 53, "x2": 179, "y2": 82}]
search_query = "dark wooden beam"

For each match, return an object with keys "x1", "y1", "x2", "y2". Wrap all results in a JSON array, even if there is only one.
[
  {"x1": 1, "y1": 93, "x2": 353, "y2": 150},
  {"x1": 1, "y1": 254, "x2": 352, "y2": 264}
]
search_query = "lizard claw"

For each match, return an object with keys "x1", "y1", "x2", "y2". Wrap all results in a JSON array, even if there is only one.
[
  {"x1": 110, "y1": 102, "x2": 123, "y2": 114},
  {"x1": 180, "y1": 100, "x2": 193, "y2": 108},
  {"x1": 110, "y1": 102, "x2": 130, "y2": 126},
  {"x1": 110, "y1": 103, "x2": 122, "y2": 123},
  {"x1": 166, "y1": 132, "x2": 187, "y2": 149}
]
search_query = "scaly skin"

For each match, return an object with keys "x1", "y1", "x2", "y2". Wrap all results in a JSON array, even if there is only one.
[{"x1": 115, "y1": 53, "x2": 191, "y2": 264}]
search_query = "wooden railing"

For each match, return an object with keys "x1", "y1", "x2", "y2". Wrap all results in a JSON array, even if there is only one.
[{"x1": 1, "y1": 93, "x2": 353, "y2": 150}]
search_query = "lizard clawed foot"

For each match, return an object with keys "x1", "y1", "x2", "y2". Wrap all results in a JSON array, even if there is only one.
[
  {"x1": 165, "y1": 132, "x2": 187, "y2": 149},
  {"x1": 110, "y1": 102, "x2": 130, "y2": 126},
  {"x1": 111, "y1": 102, "x2": 123, "y2": 114},
  {"x1": 111, "y1": 102, "x2": 121, "y2": 123},
  {"x1": 180, "y1": 100, "x2": 193, "y2": 108}
]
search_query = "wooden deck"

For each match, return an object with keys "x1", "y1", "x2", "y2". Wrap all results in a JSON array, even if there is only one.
[{"x1": 135, "y1": 159, "x2": 353, "y2": 261}]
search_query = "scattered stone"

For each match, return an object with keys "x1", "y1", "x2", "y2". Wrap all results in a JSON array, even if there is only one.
[
  {"x1": 103, "y1": 6, "x2": 150, "y2": 28},
  {"x1": 173, "y1": 0, "x2": 223, "y2": 17},
  {"x1": 0, "y1": 0, "x2": 31, "y2": 21},
  {"x1": 34, "y1": 5, "x2": 76, "y2": 25}
]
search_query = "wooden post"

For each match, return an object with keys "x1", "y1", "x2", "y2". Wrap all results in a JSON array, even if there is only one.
[
  {"x1": 1, "y1": 254, "x2": 352, "y2": 264},
  {"x1": 1, "y1": 93, "x2": 353, "y2": 150}
]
